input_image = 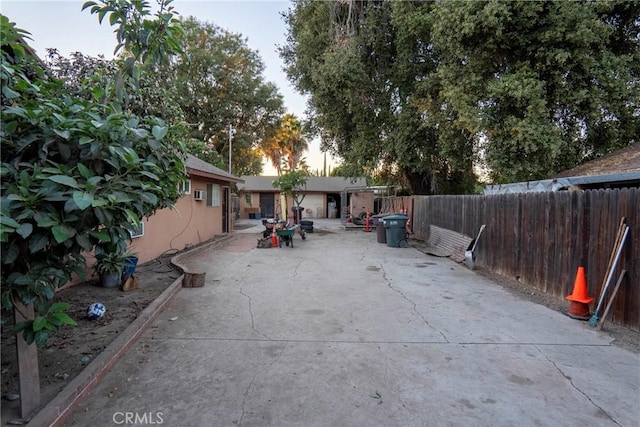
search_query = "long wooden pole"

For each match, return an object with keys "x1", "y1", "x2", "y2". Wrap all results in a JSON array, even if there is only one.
[
  {"x1": 15, "y1": 302, "x2": 41, "y2": 418},
  {"x1": 596, "y1": 218, "x2": 626, "y2": 302},
  {"x1": 597, "y1": 270, "x2": 627, "y2": 331}
]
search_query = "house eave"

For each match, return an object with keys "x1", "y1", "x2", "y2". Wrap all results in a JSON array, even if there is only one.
[{"x1": 187, "y1": 168, "x2": 244, "y2": 184}]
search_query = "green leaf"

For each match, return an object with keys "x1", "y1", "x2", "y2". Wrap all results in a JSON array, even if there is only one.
[
  {"x1": 23, "y1": 328, "x2": 35, "y2": 346},
  {"x1": 29, "y1": 233, "x2": 48, "y2": 253},
  {"x1": 73, "y1": 191, "x2": 94, "y2": 210},
  {"x1": 52, "y1": 311, "x2": 77, "y2": 326},
  {"x1": 2, "y1": 243, "x2": 19, "y2": 264},
  {"x1": 16, "y1": 223, "x2": 33, "y2": 239},
  {"x1": 48, "y1": 302, "x2": 71, "y2": 313},
  {"x1": 36, "y1": 215, "x2": 59, "y2": 228},
  {"x1": 91, "y1": 198, "x2": 109, "y2": 207},
  {"x1": 32, "y1": 316, "x2": 47, "y2": 332},
  {"x1": 2, "y1": 120, "x2": 18, "y2": 134},
  {"x1": 81, "y1": 1, "x2": 97, "y2": 11},
  {"x1": 0, "y1": 215, "x2": 20, "y2": 228},
  {"x1": 77, "y1": 163, "x2": 91, "y2": 179},
  {"x1": 152, "y1": 125, "x2": 168, "y2": 140},
  {"x1": 140, "y1": 171, "x2": 160, "y2": 181},
  {"x1": 52, "y1": 225, "x2": 76, "y2": 243},
  {"x1": 124, "y1": 57, "x2": 136, "y2": 77},
  {"x1": 53, "y1": 129, "x2": 71, "y2": 139},
  {"x1": 10, "y1": 320, "x2": 30, "y2": 335},
  {"x1": 7, "y1": 194, "x2": 26, "y2": 201},
  {"x1": 49, "y1": 175, "x2": 79, "y2": 188},
  {"x1": 123, "y1": 208, "x2": 140, "y2": 225},
  {"x1": 13, "y1": 275, "x2": 33, "y2": 285},
  {"x1": 75, "y1": 233, "x2": 93, "y2": 251},
  {"x1": 3, "y1": 106, "x2": 27, "y2": 118},
  {"x1": 34, "y1": 329, "x2": 49, "y2": 348},
  {"x1": 64, "y1": 198, "x2": 79, "y2": 213},
  {"x1": 90, "y1": 230, "x2": 110, "y2": 242},
  {"x1": 2, "y1": 85, "x2": 20, "y2": 100}
]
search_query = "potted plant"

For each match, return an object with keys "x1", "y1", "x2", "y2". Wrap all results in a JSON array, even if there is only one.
[{"x1": 94, "y1": 247, "x2": 127, "y2": 288}]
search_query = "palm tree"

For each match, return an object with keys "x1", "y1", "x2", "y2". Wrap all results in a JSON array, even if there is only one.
[{"x1": 260, "y1": 113, "x2": 308, "y2": 175}]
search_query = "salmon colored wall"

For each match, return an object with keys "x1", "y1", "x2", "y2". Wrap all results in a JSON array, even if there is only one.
[
  {"x1": 128, "y1": 176, "x2": 228, "y2": 264},
  {"x1": 59, "y1": 176, "x2": 232, "y2": 290}
]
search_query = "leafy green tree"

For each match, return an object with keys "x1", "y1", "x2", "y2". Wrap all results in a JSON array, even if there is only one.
[
  {"x1": 281, "y1": 0, "x2": 638, "y2": 189},
  {"x1": 431, "y1": 0, "x2": 640, "y2": 182},
  {"x1": 280, "y1": 1, "x2": 476, "y2": 195},
  {"x1": 1, "y1": 0, "x2": 186, "y2": 347},
  {"x1": 159, "y1": 17, "x2": 285, "y2": 175},
  {"x1": 272, "y1": 169, "x2": 309, "y2": 216}
]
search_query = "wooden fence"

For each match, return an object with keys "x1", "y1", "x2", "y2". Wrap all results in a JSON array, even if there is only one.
[{"x1": 409, "y1": 188, "x2": 639, "y2": 331}]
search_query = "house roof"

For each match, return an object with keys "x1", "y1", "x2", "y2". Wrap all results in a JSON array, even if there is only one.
[
  {"x1": 185, "y1": 154, "x2": 244, "y2": 183},
  {"x1": 484, "y1": 144, "x2": 640, "y2": 194},
  {"x1": 555, "y1": 143, "x2": 640, "y2": 178},
  {"x1": 239, "y1": 176, "x2": 368, "y2": 193},
  {"x1": 483, "y1": 172, "x2": 640, "y2": 194}
]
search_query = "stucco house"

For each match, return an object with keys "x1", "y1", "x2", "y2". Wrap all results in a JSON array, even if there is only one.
[
  {"x1": 237, "y1": 176, "x2": 368, "y2": 220},
  {"x1": 129, "y1": 154, "x2": 243, "y2": 264}
]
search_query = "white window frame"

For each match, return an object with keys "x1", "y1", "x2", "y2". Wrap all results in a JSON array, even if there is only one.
[
  {"x1": 179, "y1": 179, "x2": 191, "y2": 195},
  {"x1": 129, "y1": 222, "x2": 144, "y2": 238}
]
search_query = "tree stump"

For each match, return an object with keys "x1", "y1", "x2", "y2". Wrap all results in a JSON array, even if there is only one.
[{"x1": 182, "y1": 272, "x2": 206, "y2": 288}]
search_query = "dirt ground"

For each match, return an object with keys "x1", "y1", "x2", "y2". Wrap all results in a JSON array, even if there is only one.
[
  {"x1": 1, "y1": 230, "x2": 637, "y2": 422},
  {"x1": 1, "y1": 251, "x2": 183, "y2": 422}
]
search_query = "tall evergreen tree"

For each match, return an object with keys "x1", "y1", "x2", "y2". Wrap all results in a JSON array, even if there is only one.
[{"x1": 281, "y1": 0, "x2": 639, "y2": 190}]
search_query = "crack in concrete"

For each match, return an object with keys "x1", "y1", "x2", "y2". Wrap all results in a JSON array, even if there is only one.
[
  {"x1": 239, "y1": 287, "x2": 271, "y2": 341},
  {"x1": 239, "y1": 342, "x2": 288, "y2": 426},
  {"x1": 381, "y1": 264, "x2": 449, "y2": 343},
  {"x1": 292, "y1": 259, "x2": 303, "y2": 277},
  {"x1": 535, "y1": 346, "x2": 622, "y2": 427}
]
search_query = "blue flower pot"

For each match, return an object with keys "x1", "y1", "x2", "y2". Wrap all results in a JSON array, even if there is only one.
[{"x1": 122, "y1": 256, "x2": 139, "y2": 279}]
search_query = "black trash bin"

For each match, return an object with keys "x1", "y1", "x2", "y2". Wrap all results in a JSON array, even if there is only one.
[
  {"x1": 372, "y1": 214, "x2": 389, "y2": 243},
  {"x1": 384, "y1": 214, "x2": 409, "y2": 248},
  {"x1": 291, "y1": 206, "x2": 304, "y2": 224}
]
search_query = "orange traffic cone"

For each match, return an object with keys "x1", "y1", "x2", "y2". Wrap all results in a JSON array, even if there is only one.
[
  {"x1": 565, "y1": 266, "x2": 593, "y2": 320},
  {"x1": 271, "y1": 228, "x2": 278, "y2": 247}
]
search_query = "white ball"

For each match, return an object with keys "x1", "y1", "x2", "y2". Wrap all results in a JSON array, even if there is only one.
[{"x1": 87, "y1": 302, "x2": 106, "y2": 320}]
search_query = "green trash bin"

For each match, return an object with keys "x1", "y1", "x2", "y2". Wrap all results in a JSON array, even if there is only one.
[{"x1": 384, "y1": 214, "x2": 409, "y2": 248}]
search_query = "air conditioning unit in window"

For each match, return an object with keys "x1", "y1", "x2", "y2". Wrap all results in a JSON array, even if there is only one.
[{"x1": 193, "y1": 190, "x2": 206, "y2": 201}]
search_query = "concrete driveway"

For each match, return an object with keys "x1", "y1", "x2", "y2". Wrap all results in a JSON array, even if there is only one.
[{"x1": 64, "y1": 222, "x2": 639, "y2": 426}]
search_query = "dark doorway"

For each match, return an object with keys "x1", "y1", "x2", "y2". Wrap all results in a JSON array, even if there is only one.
[
  {"x1": 222, "y1": 186, "x2": 229, "y2": 233},
  {"x1": 259, "y1": 193, "x2": 275, "y2": 218},
  {"x1": 326, "y1": 193, "x2": 341, "y2": 219}
]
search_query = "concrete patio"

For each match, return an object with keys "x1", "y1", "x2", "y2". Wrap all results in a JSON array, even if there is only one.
[{"x1": 61, "y1": 223, "x2": 638, "y2": 426}]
